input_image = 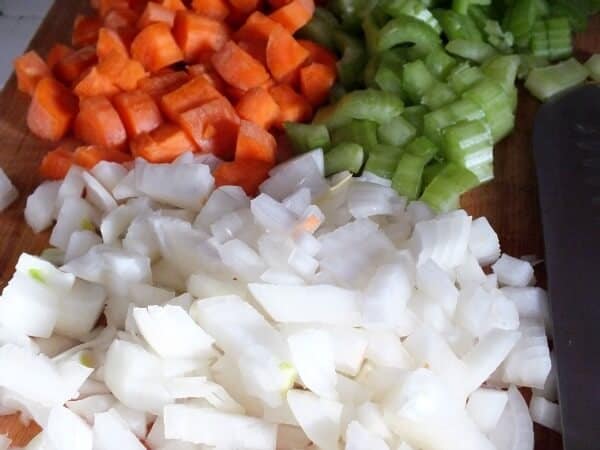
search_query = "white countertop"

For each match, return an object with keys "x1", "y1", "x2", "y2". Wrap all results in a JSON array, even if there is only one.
[{"x1": 0, "y1": 0, "x2": 54, "y2": 88}]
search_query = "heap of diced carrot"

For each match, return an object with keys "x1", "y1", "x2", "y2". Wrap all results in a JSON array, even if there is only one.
[{"x1": 14, "y1": 0, "x2": 337, "y2": 195}]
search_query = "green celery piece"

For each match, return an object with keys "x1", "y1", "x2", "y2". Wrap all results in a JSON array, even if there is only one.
[
  {"x1": 483, "y1": 20, "x2": 515, "y2": 52},
  {"x1": 420, "y1": 162, "x2": 480, "y2": 212},
  {"x1": 364, "y1": 144, "x2": 405, "y2": 178},
  {"x1": 503, "y1": 0, "x2": 537, "y2": 49},
  {"x1": 462, "y1": 78, "x2": 515, "y2": 141},
  {"x1": 297, "y1": 7, "x2": 340, "y2": 50},
  {"x1": 546, "y1": 17, "x2": 572, "y2": 60},
  {"x1": 313, "y1": 89, "x2": 404, "y2": 129},
  {"x1": 402, "y1": 60, "x2": 437, "y2": 104},
  {"x1": 442, "y1": 119, "x2": 494, "y2": 174},
  {"x1": 374, "y1": 63, "x2": 405, "y2": 96},
  {"x1": 448, "y1": 64, "x2": 485, "y2": 94},
  {"x1": 422, "y1": 160, "x2": 446, "y2": 186},
  {"x1": 330, "y1": 119, "x2": 379, "y2": 155},
  {"x1": 549, "y1": 0, "x2": 589, "y2": 32},
  {"x1": 335, "y1": 31, "x2": 368, "y2": 89},
  {"x1": 530, "y1": 20, "x2": 551, "y2": 58},
  {"x1": 446, "y1": 39, "x2": 498, "y2": 63},
  {"x1": 328, "y1": 0, "x2": 374, "y2": 31},
  {"x1": 422, "y1": 82, "x2": 458, "y2": 109},
  {"x1": 377, "y1": 14, "x2": 443, "y2": 59},
  {"x1": 585, "y1": 54, "x2": 600, "y2": 82},
  {"x1": 517, "y1": 53, "x2": 550, "y2": 79},
  {"x1": 391, "y1": 136, "x2": 438, "y2": 199},
  {"x1": 381, "y1": 0, "x2": 442, "y2": 33},
  {"x1": 423, "y1": 98, "x2": 485, "y2": 145},
  {"x1": 481, "y1": 54, "x2": 521, "y2": 90},
  {"x1": 378, "y1": 115, "x2": 417, "y2": 146},
  {"x1": 324, "y1": 143, "x2": 365, "y2": 176},
  {"x1": 425, "y1": 48, "x2": 458, "y2": 79},
  {"x1": 362, "y1": 13, "x2": 380, "y2": 55},
  {"x1": 467, "y1": 4, "x2": 490, "y2": 30},
  {"x1": 434, "y1": 8, "x2": 483, "y2": 41},
  {"x1": 469, "y1": 162, "x2": 494, "y2": 183},
  {"x1": 28, "y1": 268, "x2": 46, "y2": 284},
  {"x1": 452, "y1": 0, "x2": 491, "y2": 15},
  {"x1": 284, "y1": 123, "x2": 331, "y2": 154},
  {"x1": 525, "y1": 57, "x2": 590, "y2": 101},
  {"x1": 534, "y1": 0, "x2": 550, "y2": 16},
  {"x1": 403, "y1": 105, "x2": 429, "y2": 134},
  {"x1": 364, "y1": 56, "x2": 380, "y2": 88}
]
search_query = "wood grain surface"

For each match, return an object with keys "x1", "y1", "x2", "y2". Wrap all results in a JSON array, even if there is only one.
[{"x1": 0, "y1": 1, "x2": 598, "y2": 447}]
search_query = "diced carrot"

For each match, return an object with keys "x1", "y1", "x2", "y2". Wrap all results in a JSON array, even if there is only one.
[
  {"x1": 74, "y1": 96, "x2": 127, "y2": 148},
  {"x1": 229, "y1": 0, "x2": 260, "y2": 14},
  {"x1": 98, "y1": 0, "x2": 129, "y2": 17},
  {"x1": 72, "y1": 14, "x2": 102, "y2": 48},
  {"x1": 74, "y1": 66, "x2": 120, "y2": 97},
  {"x1": 73, "y1": 145, "x2": 132, "y2": 169},
  {"x1": 214, "y1": 159, "x2": 273, "y2": 195},
  {"x1": 235, "y1": 87, "x2": 280, "y2": 129},
  {"x1": 297, "y1": 39, "x2": 337, "y2": 71},
  {"x1": 161, "y1": 0, "x2": 187, "y2": 11},
  {"x1": 40, "y1": 147, "x2": 75, "y2": 180},
  {"x1": 97, "y1": 27, "x2": 129, "y2": 59},
  {"x1": 173, "y1": 11, "x2": 230, "y2": 62},
  {"x1": 14, "y1": 51, "x2": 51, "y2": 96},
  {"x1": 131, "y1": 22, "x2": 184, "y2": 72},
  {"x1": 138, "y1": 70, "x2": 189, "y2": 98},
  {"x1": 211, "y1": 41, "x2": 270, "y2": 91},
  {"x1": 191, "y1": 0, "x2": 230, "y2": 21},
  {"x1": 178, "y1": 96, "x2": 241, "y2": 158},
  {"x1": 269, "y1": 0, "x2": 315, "y2": 34},
  {"x1": 266, "y1": 26, "x2": 309, "y2": 82},
  {"x1": 268, "y1": 0, "x2": 293, "y2": 8},
  {"x1": 237, "y1": 40, "x2": 266, "y2": 67},
  {"x1": 113, "y1": 90, "x2": 162, "y2": 137},
  {"x1": 299, "y1": 62, "x2": 336, "y2": 106},
  {"x1": 27, "y1": 77, "x2": 78, "y2": 142},
  {"x1": 54, "y1": 46, "x2": 97, "y2": 84},
  {"x1": 116, "y1": 59, "x2": 148, "y2": 91},
  {"x1": 186, "y1": 64, "x2": 228, "y2": 92},
  {"x1": 235, "y1": 120, "x2": 276, "y2": 163},
  {"x1": 137, "y1": 2, "x2": 175, "y2": 28},
  {"x1": 104, "y1": 7, "x2": 139, "y2": 29},
  {"x1": 131, "y1": 123, "x2": 196, "y2": 162},
  {"x1": 234, "y1": 11, "x2": 279, "y2": 43},
  {"x1": 46, "y1": 44, "x2": 74, "y2": 71},
  {"x1": 160, "y1": 76, "x2": 222, "y2": 122},
  {"x1": 269, "y1": 83, "x2": 312, "y2": 126}
]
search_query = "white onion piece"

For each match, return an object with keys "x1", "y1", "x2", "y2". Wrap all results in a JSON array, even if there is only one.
[
  {"x1": 345, "y1": 420, "x2": 390, "y2": 450},
  {"x1": 56, "y1": 166, "x2": 85, "y2": 209},
  {"x1": 468, "y1": 217, "x2": 500, "y2": 265},
  {"x1": 93, "y1": 410, "x2": 146, "y2": 450},
  {"x1": 416, "y1": 259, "x2": 458, "y2": 316},
  {"x1": 276, "y1": 425, "x2": 311, "y2": 450},
  {"x1": 112, "y1": 170, "x2": 138, "y2": 200},
  {"x1": 529, "y1": 396, "x2": 561, "y2": 433},
  {"x1": 288, "y1": 328, "x2": 337, "y2": 400},
  {"x1": 251, "y1": 193, "x2": 298, "y2": 232},
  {"x1": 365, "y1": 331, "x2": 414, "y2": 369},
  {"x1": 135, "y1": 160, "x2": 214, "y2": 210},
  {"x1": 282, "y1": 187, "x2": 312, "y2": 216},
  {"x1": 55, "y1": 279, "x2": 106, "y2": 339},
  {"x1": 25, "y1": 181, "x2": 60, "y2": 232},
  {"x1": 355, "y1": 402, "x2": 391, "y2": 442},
  {"x1": 82, "y1": 171, "x2": 117, "y2": 213},
  {"x1": 362, "y1": 264, "x2": 412, "y2": 329},
  {"x1": 0, "y1": 434, "x2": 10, "y2": 450},
  {"x1": 133, "y1": 305, "x2": 215, "y2": 359},
  {"x1": 193, "y1": 186, "x2": 249, "y2": 230},
  {"x1": 488, "y1": 385, "x2": 534, "y2": 450},
  {"x1": 287, "y1": 389, "x2": 342, "y2": 450},
  {"x1": 249, "y1": 283, "x2": 361, "y2": 325},
  {"x1": 492, "y1": 255, "x2": 534, "y2": 288},
  {"x1": 44, "y1": 406, "x2": 93, "y2": 450},
  {"x1": 64, "y1": 230, "x2": 102, "y2": 262},
  {"x1": 110, "y1": 404, "x2": 152, "y2": 439},
  {"x1": 219, "y1": 239, "x2": 266, "y2": 282},
  {"x1": 91, "y1": 161, "x2": 128, "y2": 191},
  {"x1": 405, "y1": 201, "x2": 434, "y2": 225},
  {"x1": 50, "y1": 197, "x2": 100, "y2": 251},
  {"x1": 466, "y1": 388, "x2": 508, "y2": 433},
  {"x1": 347, "y1": 181, "x2": 404, "y2": 219},
  {"x1": 66, "y1": 394, "x2": 116, "y2": 424},
  {"x1": 501, "y1": 287, "x2": 551, "y2": 332},
  {"x1": 163, "y1": 404, "x2": 277, "y2": 449}
]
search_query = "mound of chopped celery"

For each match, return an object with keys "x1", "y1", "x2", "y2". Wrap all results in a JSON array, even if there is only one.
[{"x1": 291, "y1": 0, "x2": 599, "y2": 211}]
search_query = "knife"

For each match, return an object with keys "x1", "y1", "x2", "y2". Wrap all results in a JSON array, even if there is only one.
[{"x1": 533, "y1": 84, "x2": 600, "y2": 450}]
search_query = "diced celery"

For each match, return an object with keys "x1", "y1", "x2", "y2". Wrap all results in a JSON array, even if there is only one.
[
  {"x1": 365, "y1": 144, "x2": 405, "y2": 179},
  {"x1": 420, "y1": 162, "x2": 480, "y2": 212},
  {"x1": 481, "y1": 55, "x2": 521, "y2": 91},
  {"x1": 403, "y1": 105, "x2": 430, "y2": 134},
  {"x1": 585, "y1": 54, "x2": 600, "y2": 82},
  {"x1": 525, "y1": 58, "x2": 590, "y2": 101},
  {"x1": 422, "y1": 161, "x2": 446, "y2": 186},
  {"x1": 448, "y1": 64, "x2": 485, "y2": 94},
  {"x1": 382, "y1": 0, "x2": 442, "y2": 33},
  {"x1": 546, "y1": 17, "x2": 572, "y2": 60},
  {"x1": 402, "y1": 60, "x2": 437, "y2": 104},
  {"x1": 446, "y1": 39, "x2": 498, "y2": 63},
  {"x1": 285, "y1": 123, "x2": 331, "y2": 154},
  {"x1": 517, "y1": 54, "x2": 550, "y2": 79},
  {"x1": 330, "y1": 120, "x2": 379, "y2": 155},
  {"x1": 503, "y1": 0, "x2": 537, "y2": 49},
  {"x1": 422, "y1": 82, "x2": 458, "y2": 109},
  {"x1": 378, "y1": 116, "x2": 417, "y2": 146},
  {"x1": 442, "y1": 120, "x2": 494, "y2": 173},
  {"x1": 434, "y1": 8, "x2": 483, "y2": 41},
  {"x1": 462, "y1": 79, "x2": 515, "y2": 141},
  {"x1": 425, "y1": 48, "x2": 458, "y2": 79},
  {"x1": 423, "y1": 99, "x2": 485, "y2": 146},
  {"x1": 324, "y1": 143, "x2": 365, "y2": 176},
  {"x1": 377, "y1": 14, "x2": 443, "y2": 59}
]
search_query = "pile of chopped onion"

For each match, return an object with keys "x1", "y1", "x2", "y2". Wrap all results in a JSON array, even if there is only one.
[{"x1": 0, "y1": 150, "x2": 557, "y2": 450}]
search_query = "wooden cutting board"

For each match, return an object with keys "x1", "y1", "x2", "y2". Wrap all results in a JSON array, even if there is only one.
[{"x1": 0, "y1": 0, "x2": 598, "y2": 447}]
